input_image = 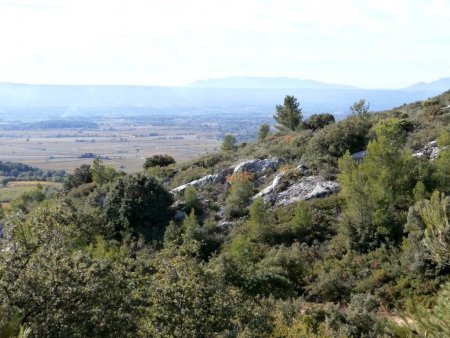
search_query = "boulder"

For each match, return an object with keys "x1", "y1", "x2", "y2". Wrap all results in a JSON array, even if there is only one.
[
  {"x1": 255, "y1": 174, "x2": 339, "y2": 206},
  {"x1": 254, "y1": 172, "x2": 285, "y2": 199},
  {"x1": 253, "y1": 163, "x2": 310, "y2": 200},
  {"x1": 170, "y1": 174, "x2": 219, "y2": 193},
  {"x1": 274, "y1": 176, "x2": 339, "y2": 206},
  {"x1": 296, "y1": 164, "x2": 309, "y2": 175},
  {"x1": 252, "y1": 162, "x2": 338, "y2": 206},
  {"x1": 351, "y1": 150, "x2": 367, "y2": 161},
  {"x1": 412, "y1": 140, "x2": 440, "y2": 160},
  {"x1": 233, "y1": 158, "x2": 283, "y2": 174},
  {"x1": 170, "y1": 158, "x2": 282, "y2": 194},
  {"x1": 353, "y1": 141, "x2": 441, "y2": 162},
  {"x1": 217, "y1": 221, "x2": 233, "y2": 232}
]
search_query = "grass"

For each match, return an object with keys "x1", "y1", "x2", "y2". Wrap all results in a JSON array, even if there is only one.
[{"x1": 0, "y1": 181, "x2": 61, "y2": 204}]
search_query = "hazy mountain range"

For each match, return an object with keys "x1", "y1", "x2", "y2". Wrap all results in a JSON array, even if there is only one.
[
  {"x1": 188, "y1": 76, "x2": 450, "y2": 91},
  {"x1": 187, "y1": 77, "x2": 360, "y2": 90},
  {"x1": 0, "y1": 77, "x2": 448, "y2": 119},
  {"x1": 402, "y1": 77, "x2": 450, "y2": 92}
]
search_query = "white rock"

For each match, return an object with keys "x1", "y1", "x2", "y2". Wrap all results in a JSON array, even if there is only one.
[
  {"x1": 233, "y1": 158, "x2": 283, "y2": 174},
  {"x1": 170, "y1": 158, "x2": 282, "y2": 194},
  {"x1": 254, "y1": 164, "x2": 309, "y2": 200},
  {"x1": 274, "y1": 176, "x2": 339, "y2": 206},
  {"x1": 170, "y1": 174, "x2": 218, "y2": 193},
  {"x1": 254, "y1": 172, "x2": 285, "y2": 199},
  {"x1": 412, "y1": 140, "x2": 440, "y2": 160},
  {"x1": 296, "y1": 164, "x2": 309, "y2": 174},
  {"x1": 354, "y1": 140, "x2": 441, "y2": 162},
  {"x1": 217, "y1": 221, "x2": 233, "y2": 231}
]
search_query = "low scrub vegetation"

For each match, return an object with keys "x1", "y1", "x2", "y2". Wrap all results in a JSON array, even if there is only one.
[{"x1": 1, "y1": 92, "x2": 450, "y2": 337}]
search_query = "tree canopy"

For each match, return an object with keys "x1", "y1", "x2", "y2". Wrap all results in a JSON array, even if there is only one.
[
  {"x1": 104, "y1": 173, "x2": 173, "y2": 240},
  {"x1": 221, "y1": 134, "x2": 237, "y2": 152}
]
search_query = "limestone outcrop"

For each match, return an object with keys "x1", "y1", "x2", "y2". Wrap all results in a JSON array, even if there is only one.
[
  {"x1": 412, "y1": 140, "x2": 440, "y2": 160},
  {"x1": 170, "y1": 158, "x2": 282, "y2": 193}
]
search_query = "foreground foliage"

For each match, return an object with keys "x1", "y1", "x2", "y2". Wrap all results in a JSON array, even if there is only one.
[{"x1": 1, "y1": 92, "x2": 450, "y2": 337}]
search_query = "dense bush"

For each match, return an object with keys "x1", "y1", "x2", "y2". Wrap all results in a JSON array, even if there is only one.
[
  {"x1": 143, "y1": 154, "x2": 176, "y2": 169},
  {"x1": 221, "y1": 134, "x2": 237, "y2": 152},
  {"x1": 64, "y1": 164, "x2": 93, "y2": 190},
  {"x1": 0, "y1": 203, "x2": 139, "y2": 337},
  {"x1": 301, "y1": 113, "x2": 335, "y2": 131},
  {"x1": 104, "y1": 173, "x2": 174, "y2": 241},
  {"x1": 338, "y1": 118, "x2": 414, "y2": 252},
  {"x1": 303, "y1": 114, "x2": 373, "y2": 171},
  {"x1": 224, "y1": 173, "x2": 254, "y2": 219}
]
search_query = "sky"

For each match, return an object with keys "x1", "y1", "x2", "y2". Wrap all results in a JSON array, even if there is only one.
[{"x1": 0, "y1": 0, "x2": 449, "y2": 88}]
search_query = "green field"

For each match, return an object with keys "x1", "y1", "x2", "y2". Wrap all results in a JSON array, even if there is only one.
[{"x1": 0, "y1": 180, "x2": 61, "y2": 205}]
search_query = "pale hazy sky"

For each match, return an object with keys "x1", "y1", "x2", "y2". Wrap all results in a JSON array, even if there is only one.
[{"x1": 0, "y1": 0, "x2": 449, "y2": 88}]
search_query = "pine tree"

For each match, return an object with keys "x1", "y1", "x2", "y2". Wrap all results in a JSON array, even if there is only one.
[
  {"x1": 273, "y1": 95, "x2": 302, "y2": 131},
  {"x1": 417, "y1": 191, "x2": 450, "y2": 265},
  {"x1": 433, "y1": 131, "x2": 450, "y2": 194},
  {"x1": 143, "y1": 154, "x2": 176, "y2": 169},
  {"x1": 350, "y1": 99, "x2": 370, "y2": 116},
  {"x1": 182, "y1": 209, "x2": 199, "y2": 242},
  {"x1": 221, "y1": 134, "x2": 236, "y2": 152},
  {"x1": 184, "y1": 186, "x2": 200, "y2": 213},
  {"x1": 258, "y1": 124, "x2": 271, "y2": 142},
  {"x1": 409, "y1": 283, "x2": 450, "y2": 337},
  {"x1": 224, "y1": 179, "x2": 253, "y2": 219},
  {"x1": 247, "y1": 198, "x2": 270, "y2": 241},
  {"x1": 338, "y1": 118, "x2": 411, "y2": 252}
]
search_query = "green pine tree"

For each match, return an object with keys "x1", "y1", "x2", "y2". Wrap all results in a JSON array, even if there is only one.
[{"x1": 273, "y1": 95, "x2": 303, "y2": 131}]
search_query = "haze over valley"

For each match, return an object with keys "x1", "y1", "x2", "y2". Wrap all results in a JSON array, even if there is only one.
[
  {"x1": 1, "y1": 76, "x2": 448, "y2": 172},
  {"x1": 1, "y1": 76, "x2": 449, "y2": 120}
]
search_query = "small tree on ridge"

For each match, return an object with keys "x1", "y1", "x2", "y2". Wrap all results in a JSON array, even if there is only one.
[{"x1": 273, "y1": 95, "x2": 303, "y2": 131}]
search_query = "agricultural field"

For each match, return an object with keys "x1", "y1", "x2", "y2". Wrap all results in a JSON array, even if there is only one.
[{"x1": 0, "y1": 119, "x2": 222, "y2": 173}]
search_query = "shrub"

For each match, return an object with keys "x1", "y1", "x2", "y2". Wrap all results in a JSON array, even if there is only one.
[
  {"x1": 301, "y1": 113, "x2": 335, "y2": 131},
  {"x1": 303, "y1": 115, "x2": 372, "y2": 171},
  {"x1": 221, "y1": 134, "x2": 237, "y2": 152},
  {"x1": 184, "y1": 186, "x2": 201, "y2": 213},
  {"x1": 104, "y1": 174, "x2": 174, "y2": 241},
  {"x1": 143, "y1": 154, "x2": 176, "y2": 169},
  {"x1": 224, "y1": 176, "x2": 254, "y2": 219},
  {"x1": 64, "y1": 164, "x2": 93, "y2": 190},
  {"x1": 258, "y1": 123, "x2": 271, "y2": 142}
]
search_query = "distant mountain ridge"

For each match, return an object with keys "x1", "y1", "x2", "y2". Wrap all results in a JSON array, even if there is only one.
[
  {"x1": 187, "y1": 76, "x2": 360, "y2": 90},
  {"x1": 404, "y1": 77, "x2": 450, "y2": 92}
]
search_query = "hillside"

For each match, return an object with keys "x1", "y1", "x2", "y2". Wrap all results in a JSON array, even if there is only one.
[
  {"x1": 1, "y1": 92, "x2": 450, "y2": 336},
  {"x1": 377, "y1": 88, "x2": 450, "y2": 118}
]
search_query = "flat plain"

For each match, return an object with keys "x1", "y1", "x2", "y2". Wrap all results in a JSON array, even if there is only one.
[{"x1": 0, "y1": 120, "x2": 221, "y2": 173}]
